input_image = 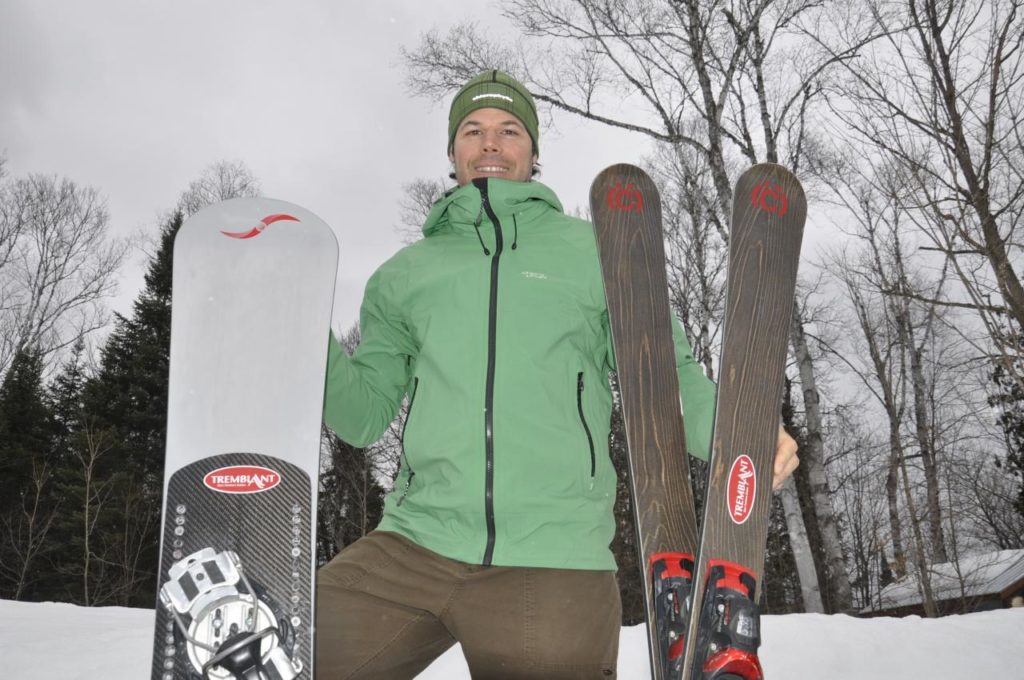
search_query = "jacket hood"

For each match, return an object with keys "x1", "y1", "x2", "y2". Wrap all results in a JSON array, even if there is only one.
[{"x1": 422, "y1": 178, "x2": 565, "y2": 238}]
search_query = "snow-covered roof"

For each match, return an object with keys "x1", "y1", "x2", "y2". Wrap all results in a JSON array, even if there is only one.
[{"x1": 866, "y1": 549, "x2": 1024, "y2": 612}]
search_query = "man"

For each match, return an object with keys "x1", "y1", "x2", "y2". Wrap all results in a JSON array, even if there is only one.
[{"x1": 316, "y1": 70, "x2": 799, "y2": 679}]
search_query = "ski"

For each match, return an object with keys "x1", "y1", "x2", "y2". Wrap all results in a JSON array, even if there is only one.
[
  {"x1": 591, "y1": 164, "x2": 700, "y2": 680},
  {"x1": 680, "y1": 163, "x2": 806, "y2": 680},
  {"x1": 151, "y1": 199, "x2": 338, "y2": 680}
]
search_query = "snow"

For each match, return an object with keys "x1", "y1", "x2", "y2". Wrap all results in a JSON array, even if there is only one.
[{"x1": 5, "y1": 599, "x2": 1024, "y2": 679}]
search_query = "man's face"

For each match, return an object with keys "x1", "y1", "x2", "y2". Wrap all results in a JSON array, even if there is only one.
[{"x1": 449, "y1": 107, "x2": 537, "y2": 186}]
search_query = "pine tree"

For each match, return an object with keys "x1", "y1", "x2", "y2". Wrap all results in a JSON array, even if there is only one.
[
  {"x1": 317, "y1": 430, "x2": 387, "y2": 565},
  {"x1": 762, "y1": 494, "x2": 802, "y2": 613},
  {"x1": 608, "y1": 381, "x2": 645, "y2": 624},
  {"x1": 0, "y1": 347, "x2": 59, "y2": 600},
  {"x1": 49, "y1": 339, "x2": 88, "y2": 461},
  {"x1": 72, "y1": 211, "x2": 180, "y2": 606},
  {"x1": 990, "y1": 336, "x2": 1024, "y2": 519},
  {"x1": 47, "y1": 338, "x2": 105, "y2": 604}
]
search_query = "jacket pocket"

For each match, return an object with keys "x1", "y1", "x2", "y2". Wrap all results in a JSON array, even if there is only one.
[
  {"x1": 396, "y1": 377, "x2": 420, "y2": 506},
  {"x1": 576, "y1": 372, "x2": 596, "y2": 481}
]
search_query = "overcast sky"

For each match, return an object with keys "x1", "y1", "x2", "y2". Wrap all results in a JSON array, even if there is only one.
[{"x1": 1, "y1": 0, "x2": 649, "y2": 331}]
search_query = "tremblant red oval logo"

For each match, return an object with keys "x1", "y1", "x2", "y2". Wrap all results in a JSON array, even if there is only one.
[
  {"x1": 727, "y1": 454, "x2": 757, "y2": 525},
  {"x1": 204, "y1": 465, "x2": 282, "y2": 494}
]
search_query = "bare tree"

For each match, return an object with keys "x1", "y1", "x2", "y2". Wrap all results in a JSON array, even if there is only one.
[
  {"x1": 404, "y1": 0, "x2": 849, "y2": 217},
  {"x1": 790, "y1": 302, "x2": 856, "y2": 610},
  {"x1": 953, "y1": 454, "x2": 1024, "y2": 550},
  {"x1": 816, "y1": 0, "x2": 1024, "y2": 375},
  {"x1": 827, "y1": 412, "x2": 893, "y2": 610},
  {"x1": 0, "y1": 459, "x2": 59, "y2": 600},
  {"x1": 396, "y1": 178, "x2": 449, "y2": 245},
  {"x1": 647, "y1": 140, "x2": 729, "y2": 373},
  {"x1": 177, "y1": 160, "x2": 261, "y2": 217},
  {"x1": 0, "y1": 174, "x2": 128, "y2": 376},
  {"x1": 67, "y1": 419, "x2": 117, "y2": 606}
]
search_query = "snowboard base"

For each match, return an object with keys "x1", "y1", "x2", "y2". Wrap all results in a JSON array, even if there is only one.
[{"x1": 153, "y1": 452, "x2": 312, "y2": 680}]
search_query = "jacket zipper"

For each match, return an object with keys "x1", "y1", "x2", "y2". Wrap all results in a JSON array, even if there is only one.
[
  {"x1": 577, "y1": 372, "x2": 597, "y2": 479},
  {"x1": 396, "y1": 377, "x2": 420, "y2": 507},
  {"x1": 476, "y1": 178, "x2": 503, "y2": 566}
]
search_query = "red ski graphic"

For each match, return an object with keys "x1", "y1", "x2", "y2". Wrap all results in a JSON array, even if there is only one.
[
  {"x1": 221, "y1": 213, "x2": 300, "y2": 239},
  {"x1": 606, "y1": 183, "x2": 644, "y2": 213},
  {"x1": 750, "y1": 181, "x2": 789, "y2": 216}
]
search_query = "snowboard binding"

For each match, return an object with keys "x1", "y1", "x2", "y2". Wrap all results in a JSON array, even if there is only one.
[
  {"x1": 691, "y1": 560, "x2": 762, "y2": 680},
  {"x1": 650, "y1": 552, "x2": 695, "y2": 677},
  {"x1": 158, "y1": 548, "x2": 300, "y2": 680}
]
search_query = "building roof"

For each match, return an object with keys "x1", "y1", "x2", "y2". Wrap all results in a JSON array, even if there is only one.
[{"x1": 863, "y1": 549, "x2": 1024, "y2": 613}]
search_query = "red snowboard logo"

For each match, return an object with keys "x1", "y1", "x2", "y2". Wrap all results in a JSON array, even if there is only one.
[
  {"x1": 727, "y1": 454, "x2": 757, "y2": 525},
  {"x1": 607, "y1": 183, "x2": 644, "y2": 213},
  {"x1": 204, "y1": 465, "x2": 282, "y2": 494},
  {"x1": 750, "y1": 181, "x2": 788, "y2": 216},
  {"x1": 221, "y1": 214, "x2": 299, "y2": 239}
]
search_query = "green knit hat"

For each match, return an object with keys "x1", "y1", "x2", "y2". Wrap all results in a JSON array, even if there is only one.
[{"x1": 447, "y1": 70, "x2": 540, "y2": 156}]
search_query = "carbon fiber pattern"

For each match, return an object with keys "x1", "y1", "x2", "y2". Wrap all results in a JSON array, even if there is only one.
[{"x1": 152, "y1": 452, "x2": 312, "y2": 680}]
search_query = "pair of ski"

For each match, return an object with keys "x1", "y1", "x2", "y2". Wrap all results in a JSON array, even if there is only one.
[{"x1": 591, "y1": 163, "x2": 806, "y2": 680}]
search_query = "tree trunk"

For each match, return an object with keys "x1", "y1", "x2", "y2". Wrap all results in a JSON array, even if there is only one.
[
  {"x1": 899, "y1": 449, "x2": 938, "y2": 617},
  {"x1": 889, "y1": 237, "x2": 949, "y2": 563},
  {"x1": 778, "y1": 476, "x2": 824, "y2": 612},
  {"x1": 907, "y1": 336, "x2": 948, "y2": 562},
  {"x1": 885, "y1": 421, "x2": 908, "y2": 579},
  {"x1": 789, "y1": 308, "x2": 854, "y2": 612}
]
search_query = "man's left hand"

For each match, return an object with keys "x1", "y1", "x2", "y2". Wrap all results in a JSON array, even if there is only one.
[{"x1": 772, "y1": 425, "x2": 799, "y2": 490}]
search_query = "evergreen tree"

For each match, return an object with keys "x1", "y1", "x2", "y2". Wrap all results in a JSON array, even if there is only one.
[
  {"x1": 317, "y1": 431, "x2": 387, "y2": 565},
  {"x1": 73, "y1": 211, "x2": 180, "y2": 606},
  {"x1": 0, "y1": 347, "x2": 59, "y2": 600},
  {"x1": 989, "y1": 334, "x2": 1024, "y2": 519},
  {"x1": 49, "y1": 339, "x2": 88, "y2": 461},
  {"x1": 762, "y1": 494, "x2": 802, "y2": 613},
  {"x1": 47, "y1": 338, "x2": 107, "y2": 604},
  {"x1": 608, "y1": 380, "x2": 645, "y2": 624}
]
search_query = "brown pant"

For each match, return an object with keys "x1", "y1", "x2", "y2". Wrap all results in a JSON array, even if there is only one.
[{"x1": 315, "y1": 531, "x2": 621, "y2": 679}]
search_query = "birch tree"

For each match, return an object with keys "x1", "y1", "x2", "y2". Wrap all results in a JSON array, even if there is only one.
[
  {"x1": 0, "y1": 174, "x2": 127, "y2": 376},
  {"x1": 817, "y1": 0, "x2": 1024, "y2": 373}
]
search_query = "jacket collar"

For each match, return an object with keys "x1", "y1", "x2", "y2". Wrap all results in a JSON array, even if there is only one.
[{"x1": 422, "y1": 178, "x2": 564, "y2": 238}]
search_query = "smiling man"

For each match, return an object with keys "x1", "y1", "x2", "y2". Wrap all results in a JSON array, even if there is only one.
[
  {"x1": 446, "y1": 73, "x2": 538, "y2": 185},
  {"x1": 315, "y1": 70, "x2": 797, "y2": 679}
]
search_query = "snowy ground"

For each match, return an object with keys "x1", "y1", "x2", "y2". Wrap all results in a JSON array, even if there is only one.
[{"x1": 6, "y1": 599, "x2": 1024, "y2": 679}]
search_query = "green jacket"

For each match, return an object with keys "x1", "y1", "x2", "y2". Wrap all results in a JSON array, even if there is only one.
[{"x1": 324, "y1": 178, "x2": 715, "y2": 570}]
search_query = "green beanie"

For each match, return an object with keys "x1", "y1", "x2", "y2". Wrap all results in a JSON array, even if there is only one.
[{"x1": 447, "y1": 70, "x2": 540, "y2": 156}]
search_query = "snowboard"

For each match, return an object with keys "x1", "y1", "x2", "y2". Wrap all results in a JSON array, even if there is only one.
[
  {"x1": 681, "y1": 164, "x2": 805, "y2": 680},
  {"x1": 151, "y1": 199, "x2": 338, "y2": 680},
  {"x1": 591, "y1": 164, "x2": 700, "y2": 680}
]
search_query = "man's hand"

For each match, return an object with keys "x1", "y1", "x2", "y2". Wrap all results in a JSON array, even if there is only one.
[{"x1": 772, "y1": 425, "x2": 799, "y2": 490}]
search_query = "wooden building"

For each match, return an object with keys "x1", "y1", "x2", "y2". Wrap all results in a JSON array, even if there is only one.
[{"x1": 861, "y1": 549, "x2": 1024, "y2": 618}]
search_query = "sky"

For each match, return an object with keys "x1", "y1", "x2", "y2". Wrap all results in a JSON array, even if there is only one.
[{"x1": 1, "y1": 0, "x2": 647, "y2": 332}]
